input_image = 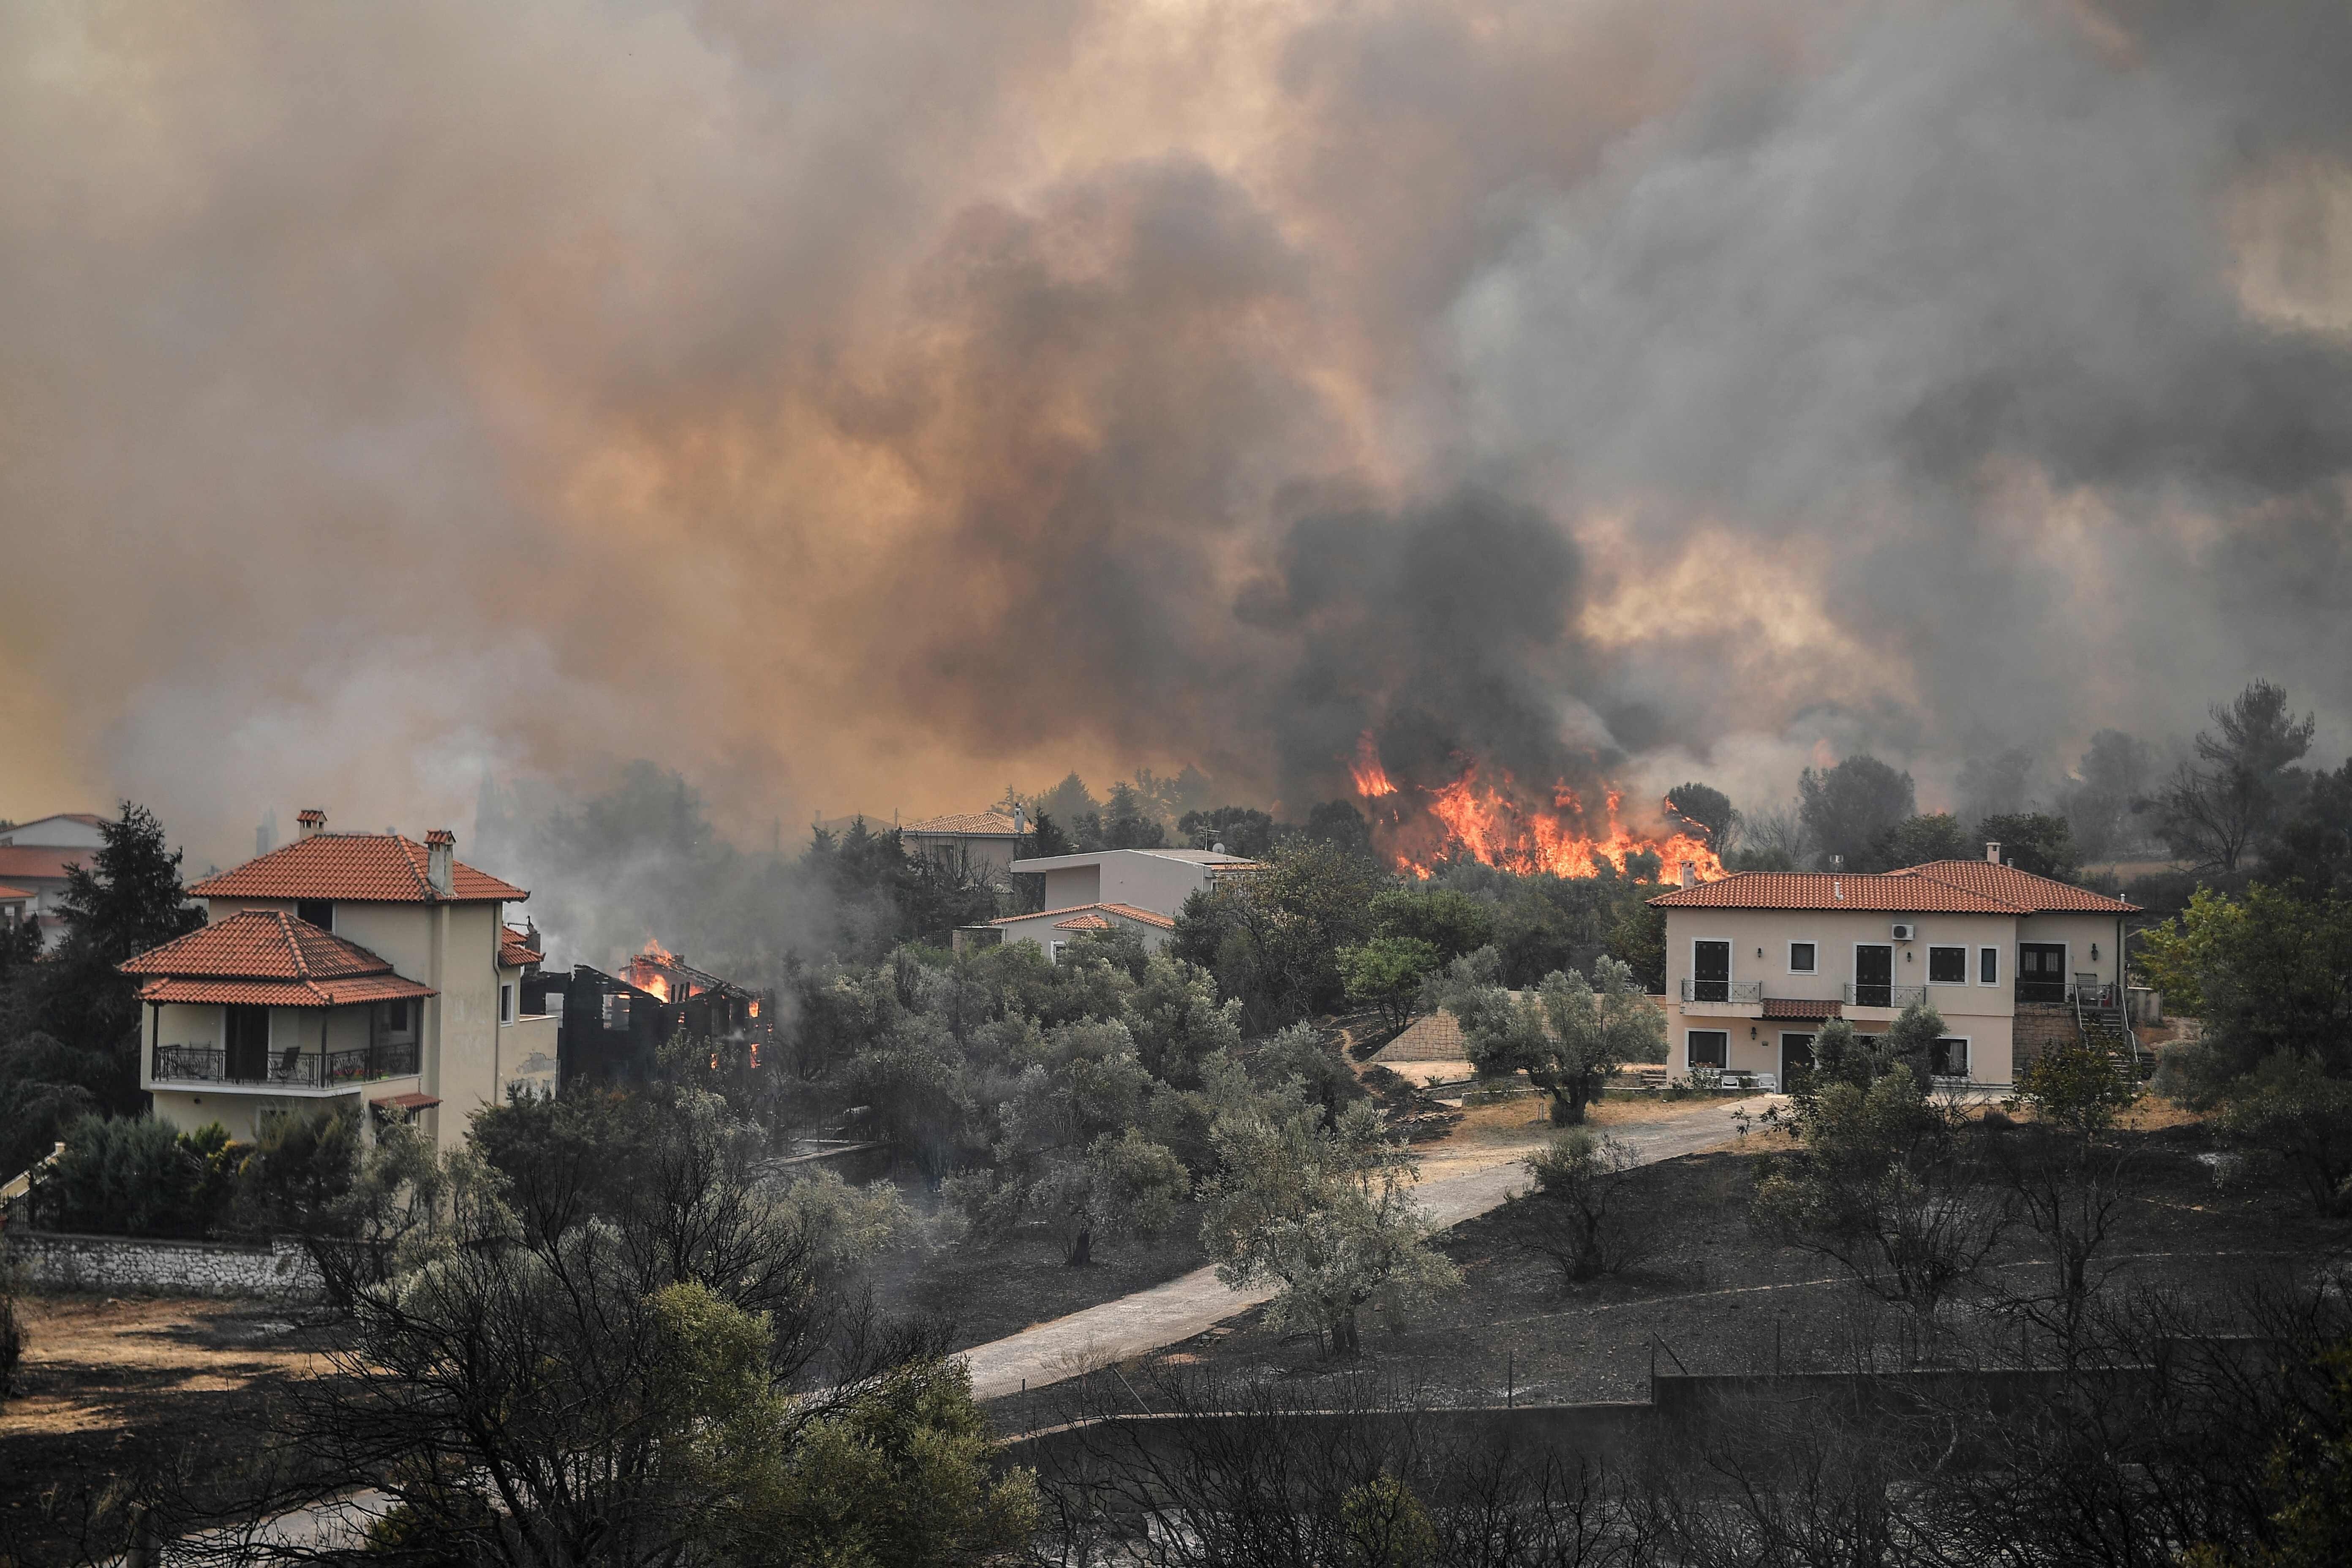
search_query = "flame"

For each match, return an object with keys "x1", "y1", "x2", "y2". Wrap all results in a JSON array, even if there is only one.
[
  {"x1": 1349, "y1": 732, "x2": 1397, "y2": 797},
  {"x1": 1361, "y1": 755, "x2": 1726, "y2": 883},
  {"x1": 624, "y1": 936, "x2": 685, "y2": 1002}
]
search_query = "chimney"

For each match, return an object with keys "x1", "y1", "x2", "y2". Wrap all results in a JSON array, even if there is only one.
[
  {"x1": 296, "y1": 808, "x2": 326, "y2": 841},
  {"x1": 424, "y1": 828, "x2": 455, "y2": 895},
  {"x1": 1984, "y1": 841, "x2": 2001, "y2": 864},
  {"x1": 1679, "y1": 860, "x2": 1696, "y2": 888}
]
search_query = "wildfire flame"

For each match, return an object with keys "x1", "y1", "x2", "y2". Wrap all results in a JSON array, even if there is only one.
[
  {"x1": 624, "y1": 936, "x2": 688, "y2": 1003},
  {"x1": 1348, "y1": 735, "x2": 1725, "y2": 883},
  {"x1": 1350, "y1": 731, "x2": 1397, "y2": 797}
]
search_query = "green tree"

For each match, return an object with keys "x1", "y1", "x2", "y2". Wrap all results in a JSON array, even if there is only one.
[
  {"x1": 2162, "y1": 679, "x2": 2317, "y2": 873},
  {"x1": 1170, "y1": 838, "x2": 1386, "y2": 1031},
  {"x1": 1304, "y1": 800, "x2": 1377, "y2": 859},
  {"x1": 1867, "y1": 812, "x2": 1971, "y2": 870},
  {"x1": 2215, "y1": 1054, "x2": 2352, "y2": 1217},
  {"x1": 23, "y1": 803, "x2": 201, "y2": 1111},
  {"x1": 1341, "y1": 1472, "x2": 1438, "y2": 1568},
  {"x1": 2146, "y1": 887, "x2": 2352, "y2": 1097},
  {"x1": 1798, "y1": 756, "x2": 1916, "y2": 871},
  {"x1": 2059, "y1": 729, "x2": 2155, "y2": 863},
  {"x1": 1179, "y1": 805, "x2": 1277, "y2": 858},
  {"x1": 1976, "y1": 811, "x2": 2082, "y2": 881},
  {"x1": 1198, "y1": 1100, "x2": 1461, "y2": 1358},
  {"x1": 1451, "y1": 956, "x2": 1665, "y2": 1124},
  {"x1": 2265, "y1": 758, "x2": 2352, "y2": 901},
  {"x1": 1337, "y1": 936, "x2": 1442, "y2": 1030},
  {"x1": 37, "y1": 1113, "x2": 240, "y2": 1238},
  {"x1": 1367, "y1": 887, "x2": 1495, "y2": 961},
  {"x1": 1503, "y1": 1127, "x2": 1649, "y2": 1288},
  {"x1": 1664, "y1": 782, "x2": 1738, "y2": 851}
]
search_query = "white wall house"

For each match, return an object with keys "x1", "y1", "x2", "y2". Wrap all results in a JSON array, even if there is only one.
[
  {"x1": 977, "y1": 847, "x2": 1258, "y2": 960},
  {"x1": 126, "y1": 811, "x2": 552, "y2": 1150},
  {"x1": 1650, "y1": 849, "x2": 2137, "y2": 1089},
  {"x1": 0, "y1": 811, "x2": 110, "y2": 951}
]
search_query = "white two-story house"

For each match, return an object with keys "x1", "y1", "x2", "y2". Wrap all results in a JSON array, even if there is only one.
[
  {"x1": 1649, "y1": 845, "x2": 2138, "y2": 1088},
  {"x1": 122, "y1": 811, "x2": 553, "y2": 1149},
  {"x1": 979, "y1": 847, "x2": 1258, "y2": 959}
]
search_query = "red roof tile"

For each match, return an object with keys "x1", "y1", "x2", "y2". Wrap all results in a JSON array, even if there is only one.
[
  {"x1": 903, "y1": 811, "x2": 1022, "y2": 836},
  {"x1": 1053, "y1": 912, "x2": 1114, "y2": 930},
  {"x1": 121, "y1": 910, "x2": 436, "y2": 1007},
  {"x1": 1649, "y1": 871, "x2": 2027, "y2": 913},
  {"x1": 0, "y1": 884, "x2": 32, "y2": 900},
  {"x1": 1762, "y1": 997, "x2": 1844, "y2": 1020},
  {"x1": 189, "y1": 834, "x2": 526, "y2": 904},
  {"x1": 0, "y1": 845, "x2": 86, "y2": 883},
  {"x1": 992, "y1": 901, "x2": 1178, "y2": 931},
  {"x1": 1905, "y1": 860, "x2": 2139, "y2": 913},
  {"x1": 500, "y1": 925, "x2": 544, "y2": 967}
]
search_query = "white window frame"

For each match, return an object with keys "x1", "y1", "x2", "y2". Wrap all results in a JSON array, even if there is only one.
[
  {"x1": 1686, "y1": 1029, "x2": 1729, "y2": 1070},
  {"x1": 1979, "y1": 946, "x2": 2001, "y2": 986},
  {"x1": 1931, "y1": 1035, "x2": 1971, "y2": 1079},
  {"x1": 1048, "y1": 939, "x2": 1067, "y2": 965},
  {"x1": 1925, "y1": 945, "x2": 1968, "y2": 986},
  {"x1": 499, "y1": 983, "x2": 516, "y2": 1026},
  {"x1": 1786, "y1": 938, "x2": 1819, "y2": 976}
]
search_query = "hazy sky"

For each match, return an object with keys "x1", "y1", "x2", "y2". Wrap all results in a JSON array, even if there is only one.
[{"x1": 5, "y1": 0, "x2": 2349, "y2": 866}]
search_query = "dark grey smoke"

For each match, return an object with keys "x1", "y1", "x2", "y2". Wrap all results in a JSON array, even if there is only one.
[{"x1": 1, "y1": 0, "x2": 2348, "y2": 862}]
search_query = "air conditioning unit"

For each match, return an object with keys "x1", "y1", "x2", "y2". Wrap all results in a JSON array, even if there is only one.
[{"x1": 1891, "y1": 923, "x2": 1916, "y2": 942}]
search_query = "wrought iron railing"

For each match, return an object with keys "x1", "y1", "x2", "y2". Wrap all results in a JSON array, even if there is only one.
[
  {"x1": 1843, "y1": 983, "x2": 1927, "y2": 1010},
  {"x1": 1680, "y1": 979, "x2": 1763, "y2": 1004},
  {"x1": 152, "y1": 1040, "x2": 420, "y2": 1088}
]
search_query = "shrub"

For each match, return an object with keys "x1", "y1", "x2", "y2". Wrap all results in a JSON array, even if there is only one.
[
  {"x1": 37, "y1": 1114, "x2": 242, "y2": 1238},
  {"x1": 1505, "y1": 1128, "x2": 1650, "y2": 1288},
  {"x1": 2215, "y1": 1053, "x2": 2352, "y2": 1215}
]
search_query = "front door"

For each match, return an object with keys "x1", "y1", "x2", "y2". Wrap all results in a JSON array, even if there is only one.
[
  {"x1": 2019, "y1": 943, "x2": 2067, "y2": 1003},
  {"x1": 225, "y1": 1004, "x2": 269, "y2": 1082},
  {"x1": 1855, "y1": 944, "x2": 1894, "y2": 1007},
  {"x1": 1693, "y1": 940, "x2": 1731, "y2": 1003},
  {"x1": 1781, "y1": 1032, "x2": 1815, "y2": 1086}
]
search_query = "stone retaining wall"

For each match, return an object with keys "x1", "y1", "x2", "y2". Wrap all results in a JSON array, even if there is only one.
[{"x1": 5, "y1": 1228, "x2": 324, "y2": 1299}]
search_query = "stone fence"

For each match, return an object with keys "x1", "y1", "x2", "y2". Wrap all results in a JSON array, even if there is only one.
[{"x1": 4, "y1": 1228, "x2": 324, "y2": 1299}]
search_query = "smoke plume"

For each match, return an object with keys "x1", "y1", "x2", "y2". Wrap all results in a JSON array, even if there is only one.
[{"x1": 3, "y1": 0, "x2": 2349, "y2": 863}]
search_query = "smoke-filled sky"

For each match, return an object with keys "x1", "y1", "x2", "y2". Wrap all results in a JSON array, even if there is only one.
[{"x1": 5, "y1": 0, "x2": 2350, "y2": 866}]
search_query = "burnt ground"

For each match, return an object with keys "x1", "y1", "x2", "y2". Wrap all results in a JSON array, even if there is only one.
[
  {"x1": 871, "y1": 1198, "x2": 1212, "y2": 1354},
  {"x1": 0, "y1": 1293, "x2": 340, "y2": 1565},
  {"x1": 983, "y1": 1111, "x2": 2352, "y2": 1433}
]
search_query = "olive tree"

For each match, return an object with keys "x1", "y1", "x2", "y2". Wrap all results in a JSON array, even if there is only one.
[
  {"x1": 1450, "y1": 956, "x2": 1665, "y2": 1124},
  {"x1": 1198, "y1": 1100, "x2": 1461, "y2": 1358}
]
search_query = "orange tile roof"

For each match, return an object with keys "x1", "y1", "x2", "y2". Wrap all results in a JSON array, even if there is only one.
[
  {"x1": 1053, "y1": 912, "x2": 1115, "y2": 930},
  {"x1": 500, "y1": 925, "x2": 544, "y2": 967},
  {"x1": 903, "y1": 811, "x2": 1022, "y2": 837},
  {"x1": 189, "y1": 834, "x2": 526, "y2": 904},
  {"x1": 121, "y1": 910, "x2": 436, "y2": 1007},
  {"x1": 1762, "y1": 997, "x2": 1844, "y2": 1020},
  {"x1": 992, "y1": 901, "x2": 1179, "y2": 931},
  {"x1": 0, "y1": 845, "x2": 86, "y2": 883},
  {"x1": 1649, "y1": 871, "x2": 2027, "y2": 914},
  {"x1": 0, "y1": 884, "x2": 31, "y2": 900},
  {"x1": 1905, "y1": 860, "x2": 2139, "y2": 913}
]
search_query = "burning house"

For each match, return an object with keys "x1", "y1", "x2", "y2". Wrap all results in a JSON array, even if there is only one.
[{"x1": 526, "y1": 937, "x2": 770, "y2": 1085}]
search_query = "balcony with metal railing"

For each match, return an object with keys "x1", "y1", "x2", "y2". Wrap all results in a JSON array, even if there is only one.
[
  {"x1": 1842, "y1": 983, "x2": 1927, "y2": 1011},
  {"x1": 151, "y1": 1040, "x2": 421, "y2": 1090},
  {"x1": 1680, "y1": 979, "x2": 1764, "y2": 1005}
]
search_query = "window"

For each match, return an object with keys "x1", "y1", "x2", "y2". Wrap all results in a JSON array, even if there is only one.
[
  {"x1": 499, "y1": 983, "x2": 515, "y2": 1025},
  {"x1": 1687, "y1": 1030, "x2": 1729, "y2": 1070},
  {"x1": 380, "y1": 998, "x2": 416, "y2": 1043},
  {"x1": 1927, "y1": 946, "x2": 1967, "y2": 984},
  {"x1": 1048, "y1": 940, "x2": 1067, "y2": 964},
  {"x1": 296, "y1": 899, "x2": 333, "y2": 930},
  {"x1": 603, "y1": 992, "x2": 632, "y2": 1030},
  {"x1": 1788, "y1": 942, "x2": 1817, "y2": 974},
  {"x1": 1932, "y1": 1037, "x2": 1970, "y2": 1077},
  {"x1": 1980, "y1": 947, "x2": 1999, "y2": 985}
]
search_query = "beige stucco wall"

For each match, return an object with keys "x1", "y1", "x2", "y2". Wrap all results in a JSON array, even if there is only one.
[
  {"x1": 1041, "y1": 865, "x2": 1102, "y2": 909},
  {"x1": 2014, "y1": 912, "x2": 2129, "y2": 989},
  {"x1": 907, "y1": 834, "x2": 1018, "y2": 884},
  {"x1": 1664, "y1": 906, "x2": 2025, "y2": 1085},
  {"x1": 196, "y1": 895, "x2": 514, "y2": 1150}
]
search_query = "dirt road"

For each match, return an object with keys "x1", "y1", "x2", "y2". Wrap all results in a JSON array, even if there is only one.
[{"x1": 957, "y1": 1095, "x2": 1771, "y2": 1400}]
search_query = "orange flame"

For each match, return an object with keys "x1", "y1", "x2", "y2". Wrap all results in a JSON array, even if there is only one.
[
  {"x1": 625, "y1": 936, "x2": 686, "y2": 1002},
  {"x1": 1362, "y1": 755, "x2": 1725, "y2": 883},
  {"x1": 1349, "y1": 732, "x2": 1397, "y2": 797}
]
